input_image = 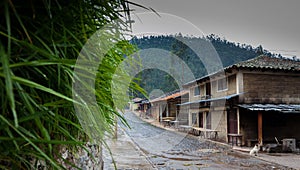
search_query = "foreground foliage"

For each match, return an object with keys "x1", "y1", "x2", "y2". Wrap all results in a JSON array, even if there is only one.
[{"x1": 0, "y1": 0, "x2": 140, "y2": 169}]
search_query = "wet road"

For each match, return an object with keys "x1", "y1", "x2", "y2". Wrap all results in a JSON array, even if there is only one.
[{"x1": 120, "y1": 111, "x2": 291, "y2": 170}]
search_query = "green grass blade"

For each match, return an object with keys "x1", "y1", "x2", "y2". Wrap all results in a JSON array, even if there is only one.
[
  {"x1": 0, "y1": 115, "x2": 60, "y2": 169},
  {"x1": 5, "y1": 128, "x2": 19, "y2": 151},
  {"x1": 8, "y1": 1, "x2": 32, "y2": 43},
  {"x1": 0, "y1": 73, "x2": 78, "y2": 104},
  {"x1": 0, "y1": 136, "x2": 84, "y2": 145},
  {"x1": 0, "y1": 45, "x2": 18, "y2": 127}
]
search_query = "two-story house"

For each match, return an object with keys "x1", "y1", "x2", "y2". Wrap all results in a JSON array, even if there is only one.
[{"x1": 179, "y1": 55, "x2": 300, "y2": 146}]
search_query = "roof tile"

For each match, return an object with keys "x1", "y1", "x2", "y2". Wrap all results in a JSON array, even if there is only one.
[{"x1": 233, "y1": 55, "x2": 300, "y2": 71}]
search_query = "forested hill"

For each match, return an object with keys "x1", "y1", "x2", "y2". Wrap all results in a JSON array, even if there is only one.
[{"x1": 130, "y1": 34, "x2": 273, "y2": 98}]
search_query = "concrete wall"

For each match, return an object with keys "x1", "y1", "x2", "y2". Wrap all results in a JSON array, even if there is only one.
[
  {"x1": 211, "y1": 109, "x2": 227, "y2": 142},
  {"x1": 211, "y1": 74, "x2": 237, "y2": 98},
  {"x1": 177, "y1": 105, "x2": 189, "y2": 125},
  {"x1": 189, "y1": 74, "x2": 237, "y2": 102},
  {"x1": 242, "y1": 72, "x2": 300, "y2": 104},
  {"x1": 189, "y1": 84, "x2": 206, "y2": 102}
]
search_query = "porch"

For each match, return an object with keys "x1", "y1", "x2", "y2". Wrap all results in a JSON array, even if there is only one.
[{"x1": 238, "y1": 104, "x2": 300, "y2": 151}]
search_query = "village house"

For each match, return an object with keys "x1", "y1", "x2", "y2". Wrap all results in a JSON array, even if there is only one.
[
  {"x1": 179, "y1": 55, "x2": 300, "y2": 148},
  {"x1": 149, "y1": 90, "x2": 189, "y2": 124},
  {"x1": 130, "y1": 97, "x2": 151, "y2": 115}
]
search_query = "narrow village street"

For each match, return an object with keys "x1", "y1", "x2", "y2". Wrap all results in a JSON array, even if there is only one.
[{"x1": 103, "y1": 111, "x2": 294, "y2": 170}]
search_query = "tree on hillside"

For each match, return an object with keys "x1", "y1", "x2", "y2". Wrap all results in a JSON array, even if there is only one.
[{"x1": 130, "y1": 34, "x2": 264, "y2": 97}]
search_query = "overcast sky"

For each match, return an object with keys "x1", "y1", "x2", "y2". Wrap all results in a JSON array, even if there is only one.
[{"x1": 129, "y1": 0, "x2": 300, "y2": 58}]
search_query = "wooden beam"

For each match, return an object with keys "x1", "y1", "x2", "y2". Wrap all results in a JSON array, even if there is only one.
[{"x1": 258, "y1": 111, "x2": 263, "y2": 145}]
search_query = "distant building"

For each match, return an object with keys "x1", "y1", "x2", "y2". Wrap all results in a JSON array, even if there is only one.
[
  {"x1": 149, "y1": 90, "x2": 189, "y2": 123},
  {"x1": 130, "y1": 98, "x2": 143, "y2": 111}
]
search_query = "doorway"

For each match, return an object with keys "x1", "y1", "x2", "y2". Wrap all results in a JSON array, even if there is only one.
[{"x1": 227, "y1": 109, "x2": 238, "y2": 134}]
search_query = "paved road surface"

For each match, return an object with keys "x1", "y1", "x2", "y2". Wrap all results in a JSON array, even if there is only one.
[
  {"x1": 103, "y1": 126, "x2": 153, "y2": 169},
  {"x1": 104, "y1": 111, "x2": 293, "y2": 169}
]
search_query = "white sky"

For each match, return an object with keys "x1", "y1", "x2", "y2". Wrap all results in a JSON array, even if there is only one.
[{"x1": 129, "y1": 0, "x2": 300, "y2": 58}]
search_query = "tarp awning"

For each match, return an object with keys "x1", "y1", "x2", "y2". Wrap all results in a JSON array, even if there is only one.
[
  {"x1": 238, "y1": 104, "x2": 300, "y2": 113},
  {"x1": 178, "y1": 93, "x2": 243, "y2": 106}
]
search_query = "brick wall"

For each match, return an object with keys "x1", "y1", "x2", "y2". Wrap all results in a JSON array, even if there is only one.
[{"x1": 243, "y1": 72, "x2": 300, "y2": 104}]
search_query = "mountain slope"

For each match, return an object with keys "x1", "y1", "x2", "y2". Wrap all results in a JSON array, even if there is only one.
[{"x1": 130, "y1": 34, "x2": 272, "y2": 98}]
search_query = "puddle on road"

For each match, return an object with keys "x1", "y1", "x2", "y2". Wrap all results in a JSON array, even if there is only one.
[
  {"x1": 198, "y1": 148, "x2": 221, "y2": 153},
  {"x1": 167, "y1": 157, "x2": 196, "y2": 161},
  {"x1": 266, "y1": 153, "x2": 284, "y2": 157},
  {"x1": 226, "y1": 151, "x2": 249, "y2": 159}
]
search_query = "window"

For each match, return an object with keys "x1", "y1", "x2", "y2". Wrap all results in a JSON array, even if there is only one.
[
  {"x1": 192, "y1": 112, "x2": 203, "y2": 127},
  {"x1": 192, "y1": 113, "x2": 197, "y2": 126},
  {"x1": 217, "y1": 78, "x2": 228, "y2": 91},
  {"x1": 194, "y1": 85, "x2": 200, "y2": 96},
  {"x1": 206, "y1": 83, "x2": 211, "y2": 96}
]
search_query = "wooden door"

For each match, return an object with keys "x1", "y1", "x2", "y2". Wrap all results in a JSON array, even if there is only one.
[
  {"x1": 198, "y1": 112, "x2": 203, "y2": 128},
  {"x1": 227, "y1": 109, "x2": 238, "y2": 134}
]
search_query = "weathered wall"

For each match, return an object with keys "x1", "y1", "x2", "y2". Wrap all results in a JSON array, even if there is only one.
[
  {"x1": 189, "y1": 84, "x2": 206, "y2": 102},
  {"x1": 243, "y1": 72, "x2": 300, "y2": 104},
  {"x1": 211, "y1": 109, "x2": 227, "y2": 142},
  {"x1": 186, "y1": 74, "x2": 237, "y2": 141},
  {"x1": 211, "y1": 74, "x2": 237, "y2": 98},
  {"x1": 189, "y1": 74, "x2": 237, "y2": 102},
  {"x1": 239, "y1": 108, "x2": 258, "y2": 145},
  {"x1": 177, "y1": 105, "x2": 189, "y2": 125},
  {"x1": 150, "y1": 104, "x2": 160, "y2": 120}
]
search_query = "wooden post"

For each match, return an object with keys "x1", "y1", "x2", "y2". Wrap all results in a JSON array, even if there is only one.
[
  {"x1": 113, "y1": 115, "x2": 117, "y2": 139},
  {"x1": 258, "y1": 111, "x2": 263, "y2": 145}
]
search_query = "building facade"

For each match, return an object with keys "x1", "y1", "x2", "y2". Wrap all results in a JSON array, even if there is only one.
[{"x1": 181, "y1": 55, "x2": 300, "y2": 145}]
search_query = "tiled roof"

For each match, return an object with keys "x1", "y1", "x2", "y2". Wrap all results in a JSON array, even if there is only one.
[
  {"x1": 184, "y1": 55, "x2": 300, "y2": 86},
  {"x1": 132, "y1": 97, "x2": 143, "y2": 103},
  {"x1": 239, "y1": 104, "x2": 300, "y2": 113},
  {"x1": 230, "y1": 55, "x2": 300, "y2": 71},
  {"x1": 150, "y1": 90, "x2": 188, "y2": 103}
]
